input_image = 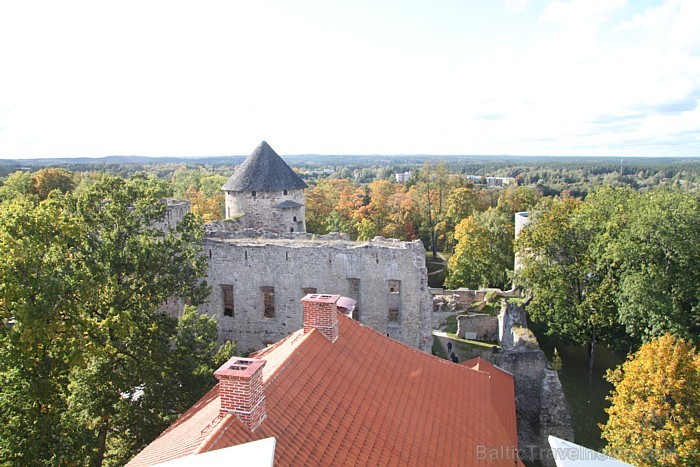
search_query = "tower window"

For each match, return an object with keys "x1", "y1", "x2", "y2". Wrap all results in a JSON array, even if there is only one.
[
  {"x1": 252, "y1": 191, "x2": 256, "y2": 197},
  {"x1": 222, "y1": 284, "x2": 234, "y2": 317},
  {"x1": 284, "y1": 189, "x2": 288, "y2": 195},
  {"x1": 262, "y1": 286, "x2": 275, "y2": 318}
]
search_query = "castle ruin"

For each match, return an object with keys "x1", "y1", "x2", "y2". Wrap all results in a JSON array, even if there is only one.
[{"x1": 167, "y1": 142, "x2": 433, "y2": 353}]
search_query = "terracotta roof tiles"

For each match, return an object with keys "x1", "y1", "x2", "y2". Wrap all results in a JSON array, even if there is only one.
[{"x1": 129, "y1": 316, "x2": 523, "y2": 466}]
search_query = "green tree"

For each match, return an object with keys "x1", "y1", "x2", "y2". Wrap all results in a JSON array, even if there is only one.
[
  {"x1": 355, "y1": 217, "x2": 378, "y2": 241},
  {"x1": 0, "y1": 176, "x2": 227, "y2": 465},
  {"x1": 0, "y1": 170, "x2": 34, "y2": 202},
  {"x1": 610, "y1": 190, "x2": 700, "y2": 342},
  {"x1": 602, "y1": 334, "x2": 700, "y2": 466},
  {"x1": 515, "y1": 191, "x2": 629, "y2": 381},
  {"x1": 445, "y1": 208, "x2": 514, "y2": 290}
]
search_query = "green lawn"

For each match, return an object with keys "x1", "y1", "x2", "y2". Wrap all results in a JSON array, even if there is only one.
[
  {"x1": 426, "y1": 252, "x2": 450, "y2": 288},
  {"x1": 535, "y1": 336, "x2": 626, "y2": 451},
  {"x1": 432, "y1": 337, "x2": 448, "y2": 359}
]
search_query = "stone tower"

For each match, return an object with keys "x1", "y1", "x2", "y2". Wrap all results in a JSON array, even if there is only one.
[{"x1": 222, "y1": 141, "x2": 308, "y2": 233}]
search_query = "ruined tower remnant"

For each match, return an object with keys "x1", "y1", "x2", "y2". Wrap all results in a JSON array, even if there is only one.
[
  {"x1": 514, "y1": 211, "x2": 530, "y2": 273},
  {"x1": 222, "y1": 141, "x2": 308, "y2": 233}
]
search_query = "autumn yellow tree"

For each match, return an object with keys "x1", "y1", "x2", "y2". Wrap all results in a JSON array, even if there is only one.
[
  {"x1": 32, "y1": 167, "x2": 77, "y2": 199},
  {"x1": 182, "y1": 186, "x2": 224, "y2": 222},
  {"x1": 601, "y1": 334, "x2": 700, "y2": 466}
]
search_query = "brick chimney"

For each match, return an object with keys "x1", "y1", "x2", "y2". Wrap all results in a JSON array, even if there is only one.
[
  {"x1": 214, "y1": 357, "x2": 267, "y2": 431},
  {"x1": 301, "y1": 294, "x2": 340, "y2": 342}
]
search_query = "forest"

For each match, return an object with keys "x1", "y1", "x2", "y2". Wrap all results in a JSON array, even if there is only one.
[{"x1": 1, "y1": 155, "x2": 700, "y2": 466}]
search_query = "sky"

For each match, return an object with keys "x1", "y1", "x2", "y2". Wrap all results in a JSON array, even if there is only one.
[{"x1": 0, "y1": 0, "x2": 699, "y2": 158}]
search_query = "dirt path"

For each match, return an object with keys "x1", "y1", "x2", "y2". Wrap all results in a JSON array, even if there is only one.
[
  {"x1": 433, "y1": 331, "x2": 463, "y2": 364},
  {"x1": 427, "y1": 253, "x2": 447, "y2": 277}
]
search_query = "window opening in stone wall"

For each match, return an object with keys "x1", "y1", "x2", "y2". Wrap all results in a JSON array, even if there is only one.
[
  {"x1": 290, "y1": 227, "x2": 294, "y2": 232},
  {"x1": 388, "y1": 280, "x2": 401, "y2": 323},
  {"x1": 388, "y1": 308, "x2": 400, "y2": 323},
  {"x1": 222, "y1": 284, "x2": 234, "y2": 317},
  {"x1": 284, "y1": 189, "x2": 288, "y2": 195},
  {"x1": 302, "y1": 287, "x2": 317, "y2": 296},
  {"x1": 293, "y1": 216, "x2": 297, "y2": 222},
  {"x1": 262, "y1": 286, "x2": 275, "y2": 318},
  {"x1": 348, "y1": 278, "x2": 361, "y2": 321},
  {"x1": 252, "y1": 191, "x2": 256, "y2": 197}
]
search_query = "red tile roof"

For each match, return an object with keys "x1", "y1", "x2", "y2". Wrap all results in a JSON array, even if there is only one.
[
  {"x1": 129, "y1": 316, "x2": 523, "y2": 466},
  {"x1": 463, "y1": 357, "x2": 519, "y2": 449}
]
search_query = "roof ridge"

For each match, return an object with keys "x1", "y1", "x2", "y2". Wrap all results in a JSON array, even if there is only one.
[{"x1": 194, "y1": 413, "x2": 235, "y2": 455}]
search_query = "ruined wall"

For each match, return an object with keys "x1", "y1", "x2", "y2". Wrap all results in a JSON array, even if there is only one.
[
  {"x1": 200, "y1": 234, "x2": 433, "y2": 353},
  {"x1": 539, "y1": 370, "x2": 575, "y2": 465},
  {"x1": 154, "y1": 199, "x2": 190, "y2": 232},
  {"x1": 225, "y1": 188, "x2": 305, "y2": 233},
  {"x1": 432, "y1": 287, "x2": 521, "y2": 312},
  {"x1": 492, "y1": 302, "x2": 574, "y2": 467},
  {"x1": 457, "y1": 314, "x2": 498, "y2": 341}
]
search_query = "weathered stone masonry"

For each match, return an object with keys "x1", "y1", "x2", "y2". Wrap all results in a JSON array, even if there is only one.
[{"x1": 199, "y1": 234, "x2": 434, "y2": 353}]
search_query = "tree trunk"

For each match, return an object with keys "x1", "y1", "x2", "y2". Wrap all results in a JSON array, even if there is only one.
[
  {"x1": 432, "y1": 230, "x2": 438, "y2": 258},
  {"x1": 588, "y1": 332, "x2": 596, "y2": 387},
  {"x1": 94, "y1": 420, "x2": 109, "y2": 467}
]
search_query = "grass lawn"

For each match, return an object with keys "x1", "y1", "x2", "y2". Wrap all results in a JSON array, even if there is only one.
[
  {"x1": 444, "y1": 315, "x2": 457, "y2": 333},
  {"x1": 432, "y1": 337, "x2": 448, "y2": 359},
  {"x1": 426, "y1": 252, "x2": 450, "y2": 288},
  {"x1": 535, "y1": 334, "x2": 626, "y2": 451}
]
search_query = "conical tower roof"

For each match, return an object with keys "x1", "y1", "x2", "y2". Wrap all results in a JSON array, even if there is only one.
[{"x1": 222, "y1": 141, "x2": 308, "y2": 192}]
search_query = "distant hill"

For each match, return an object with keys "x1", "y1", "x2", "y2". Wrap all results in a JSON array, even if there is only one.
[
  {"x1": 0, "y1": 155, "x2": 247, "y2": 166},
  {"x1": 1, "y1": 153, "x2": 698, "y2": 170}
]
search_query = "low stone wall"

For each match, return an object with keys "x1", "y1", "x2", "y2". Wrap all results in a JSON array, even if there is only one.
[
  {"x1": 431, "y1": 311, "x2": 460, "y2": 330},
  {"x1": 432, "y1": 287, "x2": 522, "y2": 312},
  {"x1": 457, "y1": 314, "x2": 498, "y2": 341}
]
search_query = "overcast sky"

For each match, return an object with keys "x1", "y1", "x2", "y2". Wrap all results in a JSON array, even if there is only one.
[{"x1": 1, "y1": 0, "x2": 698, "y2": 158}]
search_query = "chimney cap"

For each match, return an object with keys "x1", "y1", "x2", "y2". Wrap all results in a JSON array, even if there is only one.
[
  {"x1": 215, "y1": 357, "x2": 266, "y2": 379},
  {"x1": 301, "y1": 294, "x2": 340, "y2": 304}
]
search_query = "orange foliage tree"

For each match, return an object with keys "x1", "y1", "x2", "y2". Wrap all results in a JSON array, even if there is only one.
[{"x1": 601, "y1": 334, "x2": 700, "y2": 466}]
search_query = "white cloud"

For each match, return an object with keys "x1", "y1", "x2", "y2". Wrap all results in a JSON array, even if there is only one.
[
  {"x1": 503, "y1": 0, "x2": 530, "y2": 14},
  {"x1": 0, "y1": 0, "x2": 699, "y2": 157},
  {"x1": 540, "y1": 0, "x2": 627, "y2": 24}
]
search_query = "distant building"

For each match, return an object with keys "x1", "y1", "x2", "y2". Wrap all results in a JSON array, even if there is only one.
[
  {"x1": 128, "y1": 294, "x2": 523, "y2": 466},
  {"x1": 486, "y1": 177, "x2": 515, "y2": 188},
  {"x1": 395, "y1": 171, "x2": 413, "y2": 182}
]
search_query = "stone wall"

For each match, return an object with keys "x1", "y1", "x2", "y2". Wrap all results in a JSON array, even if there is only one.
[
  {"x1": 539, "y1": 370, "x2": 575, "y2": 465},
  {"x1": 432, "y1": 287, "x2": 521, "y2": 312},
  {"x1": 491, "y1": 302, "x2": 573, "y2": 467},
  {"x1": 154, "y1": 199, "x2": 190, "y2": 232},
  {"x1": 200, "y1": 234, "x2": 433, "y2": 353},
  {"x1": 225, "y1": 188, "x2": 305, "y2": 233},
  {"x1": 457, "y1": 314, "x2": 498, "y2": 341}
]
